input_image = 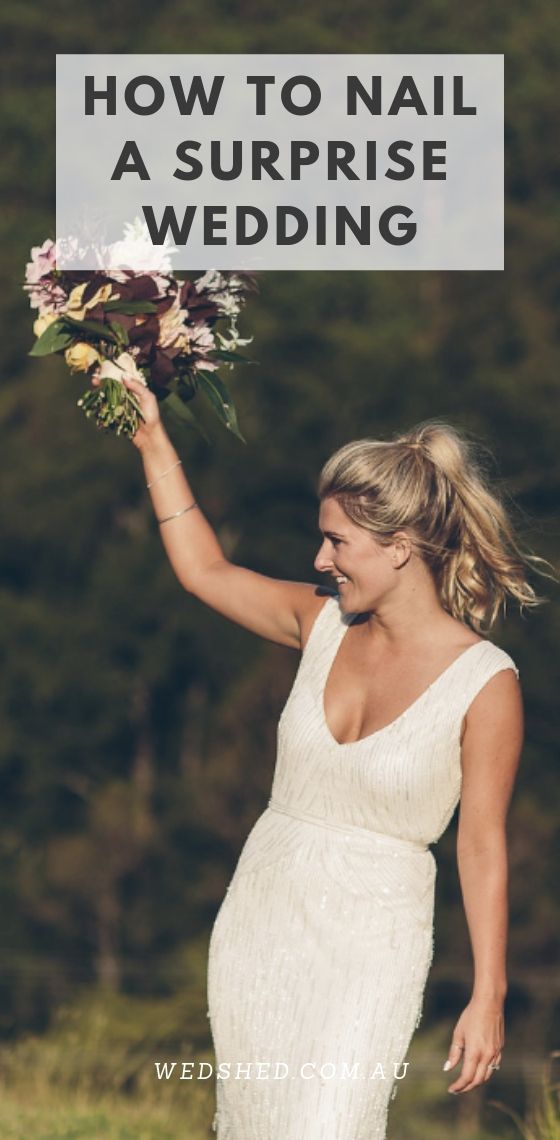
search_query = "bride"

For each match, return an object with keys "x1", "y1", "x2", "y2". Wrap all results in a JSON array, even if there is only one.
[{"x1": 120, "y1": 374, "x2": 539, "y2": 1139}]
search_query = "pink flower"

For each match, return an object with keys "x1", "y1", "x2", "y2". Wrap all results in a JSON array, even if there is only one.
[
  {"x1": 104, "y1": 267, "x2": 171, "y2": 297},
  {"x1": 190, "y1": 322, "x2": 218, "y2": 371},
  {"x1": 25, "y1": 280, "x2": 68, "y2": 313},
  {"x1": 25, "y1": 239, "x2": 58, "y2": 285},
  {"x1": 23, "y1": 239, "x2": 69, "y2": 312}
]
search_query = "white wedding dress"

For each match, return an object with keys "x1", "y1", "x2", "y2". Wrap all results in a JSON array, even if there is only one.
[{"x1": 207, "y1": 595, "x2": 518, "y2": 1139}]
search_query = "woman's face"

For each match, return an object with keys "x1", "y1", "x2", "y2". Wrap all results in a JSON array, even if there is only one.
[{"x1": 315, "y1": 497, "x2": 401, "y2": 612}]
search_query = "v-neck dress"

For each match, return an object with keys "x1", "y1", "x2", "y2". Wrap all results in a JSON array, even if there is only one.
[{"x1": 207, "y1": 595, "x2": 518, "y2": 1140}]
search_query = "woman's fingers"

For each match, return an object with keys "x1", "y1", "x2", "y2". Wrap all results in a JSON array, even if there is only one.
[
  {"x1": 443, "y1": 1039, "x2": 464, "y2": 1072},
  {"x1": 483, "y1": 1051, "x2": 502, "y2": 1083},
  {"x1": 448, "y1": 1050, "x2": 500, "y2": 1094},
  {"x1": 89, "y1": 372, "x2": 160, "y2": 438},
  {"x1": 91, "y1": 373, "x2": 143, "y2": 392},
  {"x1": 122, "y1": 375, "x2": 146, "y2": 393},
  {"x1": 448, "y1": 1048, "x2": 480, "y2": 1092},
  {"x1": 120, "y1": 376, "x2": 161, "y2": 437},
  {"x1": 445, "y1": 1003, "x2": 504, "y2": 1094}
]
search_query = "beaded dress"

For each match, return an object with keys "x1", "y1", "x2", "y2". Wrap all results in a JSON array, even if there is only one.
[{"x1": 207, "y1": 595, "x2": 518, "y2": 1139}]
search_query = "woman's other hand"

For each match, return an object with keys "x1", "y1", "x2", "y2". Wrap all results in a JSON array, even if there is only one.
[{"x1": 443, "y1": 995, "x2": 504, "y2": 1093}]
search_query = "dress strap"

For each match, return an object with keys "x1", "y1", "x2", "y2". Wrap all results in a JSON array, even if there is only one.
[
  {"x1": 449, "y1": 641, "x2": 519, "y2": 721},
  {"x1": 300, "y1": 595, "x2": 350, "y2": 684}
]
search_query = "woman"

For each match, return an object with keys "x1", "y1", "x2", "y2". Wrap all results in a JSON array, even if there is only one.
[{"x1": 122, "y1": 375, "x2": 538, "y2": 1139}]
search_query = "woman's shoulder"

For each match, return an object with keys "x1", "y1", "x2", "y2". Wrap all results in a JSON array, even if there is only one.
[
  {"x1": 299, "y1": 589, "x2": 343, "y2": 652},
  {"x1": 471, "y1": 637, "x2": 520, "y2": 679},
  {"x1": 450, "y1": 638, "x2": 520, "y2": 730},
  {"x1": 422, "y1": 622, "x2": 520, "y2": 720},
  {"x1": 436, "y1": 618, "x2": 519, "y2": 679}
]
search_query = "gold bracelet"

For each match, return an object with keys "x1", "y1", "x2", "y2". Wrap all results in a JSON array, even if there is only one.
[
  {"x1": 147, "y1": 459, "x2": 182, "y2": 489},
  {"x1": 157, "y1": 501, "x2": 198, "y2": 525}
]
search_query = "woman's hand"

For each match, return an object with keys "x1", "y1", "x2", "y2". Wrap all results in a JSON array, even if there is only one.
[
  {"x1": 443, "y1": 995, "x2": 504, "y2": 1093},
  {"x1": 120, "y1": 375, "x2": 163, "y2": 451},
  {"x1": 92, "y1": 370, "x2": 163, "y2": 451}
]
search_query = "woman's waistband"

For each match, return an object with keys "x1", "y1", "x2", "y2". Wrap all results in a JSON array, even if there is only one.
[{"x1": 267, "y1": 797, "x2": 428, "y2": 854}]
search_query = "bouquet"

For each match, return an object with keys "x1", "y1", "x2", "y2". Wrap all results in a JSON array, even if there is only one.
[{"x1": 23, "y1": 220, "x2": 257, "y2": 440}]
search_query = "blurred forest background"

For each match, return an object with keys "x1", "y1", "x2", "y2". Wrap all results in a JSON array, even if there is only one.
[{"x1": 0, "y1": 1, "x2": 559, "y2": 1137}]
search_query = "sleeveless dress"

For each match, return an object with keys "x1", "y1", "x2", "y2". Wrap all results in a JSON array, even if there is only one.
[{"x1": 207, "y1": 595, "x2": 518, "y2": 1140}]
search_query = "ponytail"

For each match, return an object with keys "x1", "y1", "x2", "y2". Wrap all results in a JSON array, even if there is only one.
[{"x1": 318, "y1": 419, "x2": 550, "y2": 632}]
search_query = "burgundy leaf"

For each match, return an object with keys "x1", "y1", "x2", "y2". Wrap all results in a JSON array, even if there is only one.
[
  {"x1": 150, "y1": 348, "x2": 177, "y2": 386},
  {"x1": 179, "y1": 281, "x2": 220, "y2": 323}
]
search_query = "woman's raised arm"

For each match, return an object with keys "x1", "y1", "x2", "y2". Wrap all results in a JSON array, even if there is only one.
[{"x1": 123, "y1": 375, "x2": 324, "y2": 649}]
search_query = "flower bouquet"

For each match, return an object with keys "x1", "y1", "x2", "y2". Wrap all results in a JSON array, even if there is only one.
[{"x1": 23, "y1": 220, "x2": 257, "y2": 440}]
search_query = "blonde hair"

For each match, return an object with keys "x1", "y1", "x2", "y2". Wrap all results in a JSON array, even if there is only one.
[{"x1": 318, "y1": 419, "x2": 549, "y2": 632}]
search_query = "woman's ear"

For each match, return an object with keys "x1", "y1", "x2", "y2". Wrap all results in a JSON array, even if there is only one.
[{"x1": 391, "y1": 532, "x2": 412, "y2": 569}]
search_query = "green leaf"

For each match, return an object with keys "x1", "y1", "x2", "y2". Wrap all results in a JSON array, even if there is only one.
[
  {"x1": 162, "y1": 392, "x2": 210, "y2": 443},
  {"x1": 63, "y1": 316, "x2": 118, "y2": 342},
  {"x1": 29, "y1": 319, "x2": 74, "y2": 356},
  {"x1": 104, "y1": 300, "x2": 158, "y2": 314},
  {"x1": 175, "y1": 373, "x2": 197, "y2": 402},
  {"x1": 196, "y1": 369, "x2": 245, "y2": 442},
  {"x1": 108, "y1": 320, "x2": 129, "y2": 347},
  {"x1": 209, "y1": 349, "x2": 252, "y2": 363}
]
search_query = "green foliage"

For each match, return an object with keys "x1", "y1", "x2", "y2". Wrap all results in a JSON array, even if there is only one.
[
  {"x1": 1, "y1": 935, "x2": 212, "y2": 1092},
  {"x1": 104, "y1": 301, "x2": 158, "y2": 315},
  {"x1": 63, "y1": 316, "x2": 119, "y2": 342},
  {"x1": 78, "y1": 376, "x2": 144, "y2": 438},
  {"x1": 489, "y1": 1054, "x2": 560, "y2": 1140},
  {"x1": 28, "y1": 320, "x2": 73, "y2": 356},
  {"x1": 195, "y1": 370, "x2": 246, "y2": 441},
  {"x1": 0, "y1": 939, "x2": 215, "y2": 1137},
  {"x1": 0, "y1": 1099, "x2": 195, "y2": 1140}
]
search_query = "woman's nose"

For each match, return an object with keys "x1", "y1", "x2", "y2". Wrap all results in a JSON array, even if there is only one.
[{"x1": 314, "y1": 542, "x2": 332, "y2": 573}]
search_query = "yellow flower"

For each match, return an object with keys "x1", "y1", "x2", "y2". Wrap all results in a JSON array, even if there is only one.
[
  {"x1": 64, "y1": 342, "x2": 101, "y2": 372},
  {"x1": 65, "y1": 283, "x2": 114, "y2": 321},
  {"x1": 33, "y1": 311, "x2": 59, "y2": 338},
  {"x1": 158, "y1": 296, "x2": 190, "y2": 351}
]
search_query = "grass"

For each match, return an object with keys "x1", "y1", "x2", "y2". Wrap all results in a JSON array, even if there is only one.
[
  {"x1": 0, "y1": 936, "x2": 216, "y2": 1138},
  {"x1": 0, "y1": 978, "x2": 557, "y2": 1140},
  {"x1": 0, "y1": 1086, "x2": 212, "y2": 1139},
  {"x1": 489, "y1": 1053, "x2": 560, "y2": 1140}
]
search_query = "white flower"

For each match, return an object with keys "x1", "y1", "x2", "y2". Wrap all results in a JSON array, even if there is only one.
[
  {"x1": 194, "y1": 270, "x2": 226, "y2": 294},
  {"x1": 215, "y1": 292, "x2": 242, "y2": 318},
  {"x1": 94, "y1": 351, "x2": 147, "y2": 385},
  {"x1": 105, "y1": 217, "x2": 177, "y2": 278},
  {"x1": 216, "y1": 329, "x2": 253, "y2": 353},
  {"x1": 194, "y1": 270, "x2": 245, "y2": 317}
]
